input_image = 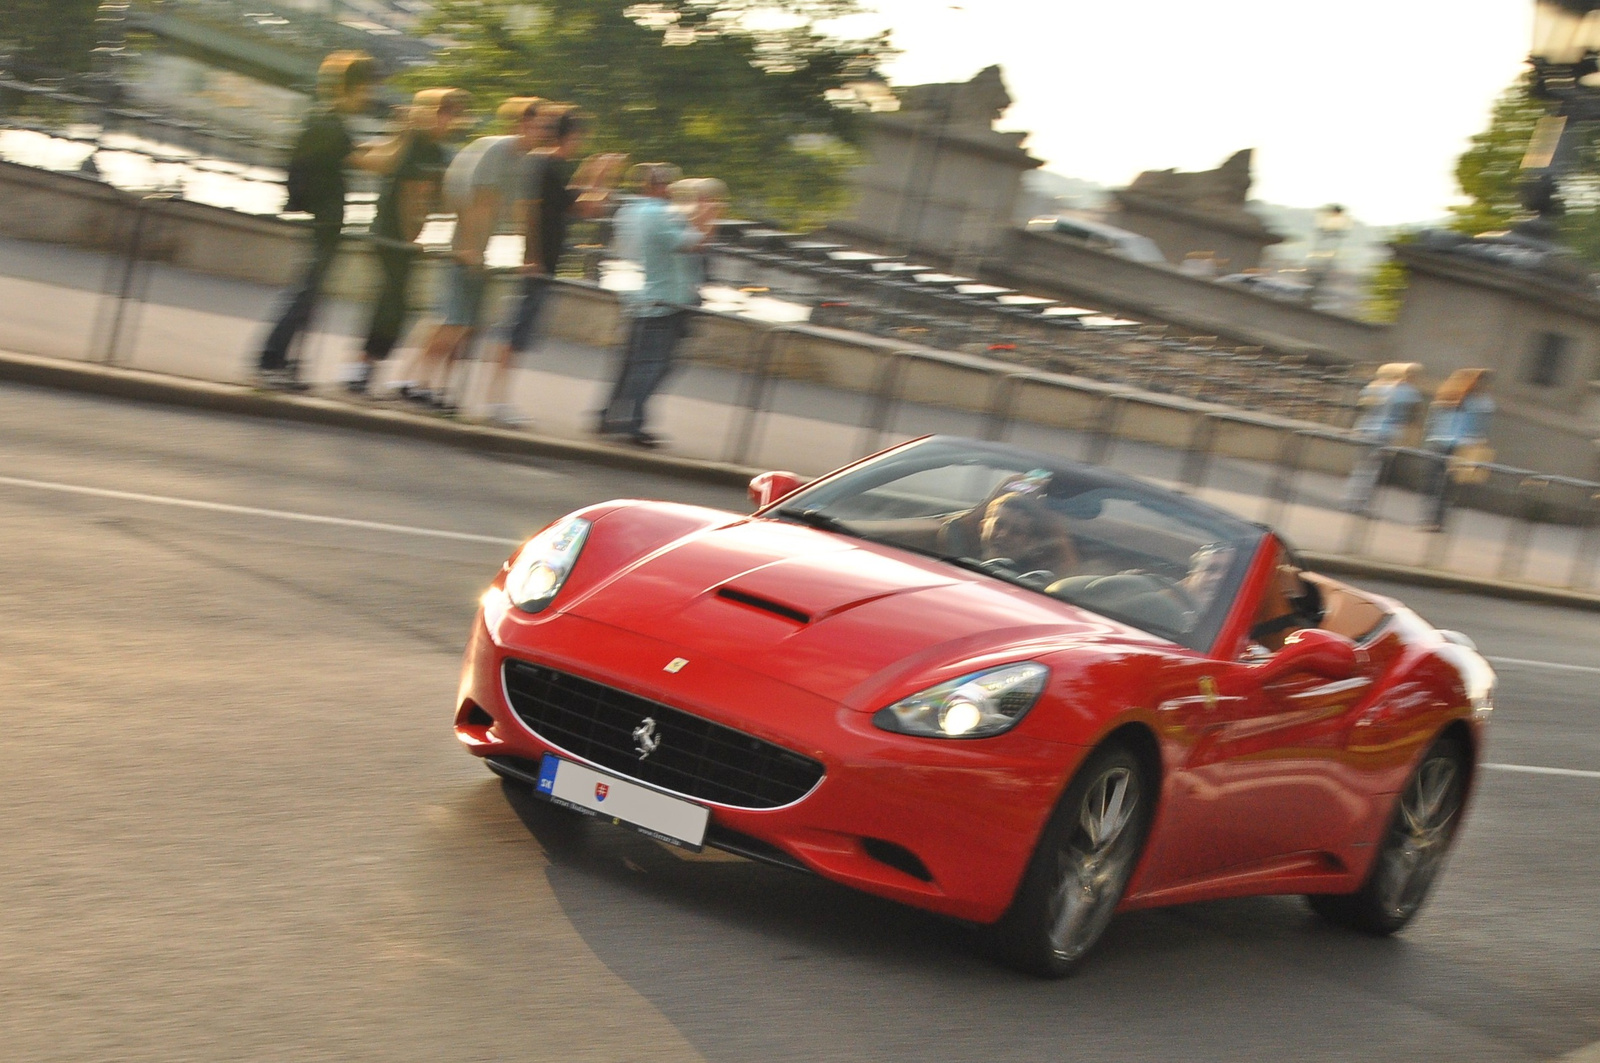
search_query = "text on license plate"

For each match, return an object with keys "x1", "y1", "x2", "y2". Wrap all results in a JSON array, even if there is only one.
[{"x1": 536, "y1": 754, "x2": 709, "y2": 850}]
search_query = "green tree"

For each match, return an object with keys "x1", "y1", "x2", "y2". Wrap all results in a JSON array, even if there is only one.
[
  {"x1": 1371, "y1": 74, "x2": 1600, "y2": 318},
  {"x1": 1, "y1": 0, "x2": 102, "y2": 76},
  {"x1": 1449, "y1": 74, "x2": 1600, "y2": 261},
  {"x1": 398, "y1": 0, "x2": 892, "y2": 228}
]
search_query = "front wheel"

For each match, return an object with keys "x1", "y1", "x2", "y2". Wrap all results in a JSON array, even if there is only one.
[
  {"x1": 991, "y1": 743, "x2": 1151, "y2": 978},
  {"x1": 1308, "y1": 733, "x2": 1468, "y2": 934}
]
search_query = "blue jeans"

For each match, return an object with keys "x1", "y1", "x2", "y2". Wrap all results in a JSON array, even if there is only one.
[
  {"x1": 1420, "y1": 440, "x2": 1456, "y2": 528},
  {"x1": 500, "y1": 274, "x2": 549, "y2": 354},
  {"x1": 259, "y1": 220, "x2": 341, "y2": 373},
  {"x1": 600, "y1": 312, "x2": 687, "y2": 435}
]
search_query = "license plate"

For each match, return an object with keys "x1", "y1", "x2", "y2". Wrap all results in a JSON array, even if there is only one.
[{"x1": 535, "y1": 754, "x2": 709, "y2": 851}]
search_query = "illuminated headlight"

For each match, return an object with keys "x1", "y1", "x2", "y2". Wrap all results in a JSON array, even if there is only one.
[
  {"x1": 872, "y1": 662, "x2": 1049, "y2": 739},
  {"x1": 503, "y1": 516, "x2": 590, "y2": 613}
]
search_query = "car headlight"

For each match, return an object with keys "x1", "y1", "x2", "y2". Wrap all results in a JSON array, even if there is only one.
[
  {"x1": 872, "y1": 662, "x2": 1049, "y2": 739},
  {"x1": 503, "y1": 516, "x2": 590, "y2": 613}
]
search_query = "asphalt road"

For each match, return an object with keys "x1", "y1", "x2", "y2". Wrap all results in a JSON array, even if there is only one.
[{"x1": 2, "y1": 382, "x2": 1597, "y2": 1063}]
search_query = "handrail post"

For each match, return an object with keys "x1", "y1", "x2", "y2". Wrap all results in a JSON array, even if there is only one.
[
  {"x1": 1178, "y1": 412, "x2": 1218, "y2": 488},
  {"x1": 1498, "y1": 475, "x2": 1548, "y2": 581},
  {"x1": 980, "y1": 371, "x2": 1021, "y2": 442},
  {"x1": 1573, "y1": 490, "x2": 1600, "y2": 591},
  {"x1": 1260, "y1": 429, "x2": 1305, "y2": 527},
  {"x1": 97, "y1": 192, "x2": 171, "y2": 364},
  {"x1": 855, "y1": 349, "x2": 910, "y2": 457},
  {"x1": 722, "y1": 323, "x2": 792, "y2": 466},
  {"x1": 1084, "y1": 392, "x2": 1126, "y2": 466}
]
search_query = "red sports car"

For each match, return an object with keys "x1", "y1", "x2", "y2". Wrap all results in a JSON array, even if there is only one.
[{"x1": 454, "y1": 437, "x2": 1493, "y2": 976}]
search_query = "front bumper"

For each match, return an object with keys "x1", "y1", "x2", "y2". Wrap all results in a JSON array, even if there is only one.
[{"x1": 454, "y1": 604, "x2": 1083, "y2": 924}]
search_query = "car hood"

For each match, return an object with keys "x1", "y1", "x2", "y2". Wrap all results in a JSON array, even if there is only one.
[{"x1": 563, "y1": 518, "x2": 1146, "y2": 707}]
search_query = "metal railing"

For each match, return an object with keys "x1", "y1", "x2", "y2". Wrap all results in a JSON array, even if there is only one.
[{"x1": 23, "y1": 190, "x2": 1600, "y2": 596}]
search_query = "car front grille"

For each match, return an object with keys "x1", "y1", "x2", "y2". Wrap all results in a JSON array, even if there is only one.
[{"x1": 501, "y1": 659, "x2": 825, "y2": 810}]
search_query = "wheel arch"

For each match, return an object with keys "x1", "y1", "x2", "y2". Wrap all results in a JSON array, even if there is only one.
[{"x1": 1435, "y1": 717, "x2": 1477, "y2": 795}]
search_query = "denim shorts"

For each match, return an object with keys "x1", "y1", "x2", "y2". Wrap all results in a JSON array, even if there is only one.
[{"x1": 440, "y1": 260, "x2": 489, "y2": 327}]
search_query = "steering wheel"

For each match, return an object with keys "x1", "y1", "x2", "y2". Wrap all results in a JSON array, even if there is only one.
[{"x1": 979, "y1": 556, "x2": 1018, "y2": 574}]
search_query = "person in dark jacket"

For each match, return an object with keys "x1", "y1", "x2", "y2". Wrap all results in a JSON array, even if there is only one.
[{"x1": 254, "y1": 50, "x2": 377, "y2": 391}]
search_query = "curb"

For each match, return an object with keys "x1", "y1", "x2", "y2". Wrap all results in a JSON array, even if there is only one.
[
  {"x1": 0, "y1": 350, "x2": 758, "y2": 490},
  {"x1": 6, "y1": 349, "x2": 1600, "y2": 613},
  {"x1": 1301, "y1": 552, "x2": 1600, "y2": 614}
]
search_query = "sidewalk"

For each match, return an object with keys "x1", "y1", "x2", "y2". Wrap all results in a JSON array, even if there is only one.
[{"x1": 2, "y1": 235, "x2": 1597, "y2": 607}]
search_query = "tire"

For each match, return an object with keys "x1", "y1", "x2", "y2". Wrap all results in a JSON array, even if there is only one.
[
  {"x1": 991, "y1": 742, "x2": 1152, "y2": 978},
  {"x1": 1307, "y1": 733, "x2": 1468, "y2": 935}
]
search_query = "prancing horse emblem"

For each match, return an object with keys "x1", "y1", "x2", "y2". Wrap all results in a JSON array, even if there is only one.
[{"x1": 632, "y1": 717, "x2": 662, "y2": 760}]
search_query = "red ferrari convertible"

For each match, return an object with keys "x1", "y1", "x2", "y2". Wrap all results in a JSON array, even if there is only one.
[{"x1": 454, "y1": 437, "x2": 1493, "y2": 976}]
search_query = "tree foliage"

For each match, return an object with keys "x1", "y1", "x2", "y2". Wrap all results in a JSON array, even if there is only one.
[
  {"x1": 1372, "y1": 74, "x2": 1600, "y2": 317},
  {"x1": 399, "y1": 0, "x2": 893, "y2": 228},
  {"x1": 1449, "y1": 74, "x2": 1600, "y2": 264},
  {"x1": 0, "y1": 0, "x2": 102, "y2": 76}
]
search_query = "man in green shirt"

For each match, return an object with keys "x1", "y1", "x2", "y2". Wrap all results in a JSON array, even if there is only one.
[{"x1": 346, "y1": 87, "x2": 469, "y2": 394}]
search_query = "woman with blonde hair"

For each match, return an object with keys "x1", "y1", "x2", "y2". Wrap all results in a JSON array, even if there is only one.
[
  {"x1": 1342, "y1": 361, "x2": 1423, "y2": 514},
  {"x1": 346, "y1": 86, "x2": 471, "y2": 392},
  {"x1": 1420, "y1": 367, "x2": 1495, "y2": 531}
]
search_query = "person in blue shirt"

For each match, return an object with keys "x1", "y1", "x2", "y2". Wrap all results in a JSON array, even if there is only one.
[
  {"x1": 1342, "y1": 362, "x2": 1423, "y2": 514},
  {"x1": 595, "y1": 162, "x2": 718, "y2": 448},
  {"x1": 1420, "y1": 367, "x2": 1495, "y2": 531}
]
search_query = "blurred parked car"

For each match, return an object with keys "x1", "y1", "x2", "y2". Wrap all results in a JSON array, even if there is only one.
[
  {"x1": 1216, "y1": 271, "x2": 1312, "y2": 302},
  {"x1": 1025, "y1": 214, "x2": 1167, "y2": 265}
]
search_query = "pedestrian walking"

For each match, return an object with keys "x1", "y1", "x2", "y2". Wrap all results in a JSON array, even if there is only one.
[
  {"x1": 1420, "y1": 367, "x2": 1495, "y2": 531},
  {"x1": 1341, "y1": 361, "x2": 1423, "y2": 514},
  {"x1": 344, "y1": 87, "x2": 470, "y2": 395},
  {"x1": 254, "y1": 51, "x2": 377, "y2": 391},
  {"x1": 477, "y1": 108, "x2": 625, "y2": 426},
  {"x1": 393, "y1": 96, "x2": 545, "y2": 412},
  {"x1": 595, "y1": 163, "x2": 719, "y2": 448}
]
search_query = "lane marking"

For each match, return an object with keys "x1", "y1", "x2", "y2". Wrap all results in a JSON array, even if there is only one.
[
  {"x1": 1485, "y1": 763, "x2": 1600, "y2": 780},
  {"x1": 0, "y1": 473, "x2": 521, "y2": 547},
  {"x1": 1485, "y1": 656, "x2": 1600, "y2": 675}
]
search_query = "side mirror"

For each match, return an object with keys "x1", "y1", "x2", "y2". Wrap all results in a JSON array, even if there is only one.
[
  {"x1": 1256, "y1": 628, "x2": 1362, "y2": 683},
  {"x1": 749, "y1": 471, "x2": 805, "y2": 511}
]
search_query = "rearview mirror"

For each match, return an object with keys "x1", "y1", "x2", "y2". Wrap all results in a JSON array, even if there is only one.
[
  {"x1": 749, "y1": 471, "x2": 805, "y2": 511},
  {"x1": 1256, "y1": 628, "x2": 1361, "y2": 683}
]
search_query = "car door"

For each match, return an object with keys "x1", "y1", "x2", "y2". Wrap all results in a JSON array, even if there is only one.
[{"x1": 1139, "y1": 542, "x2": 1378, "y2": 887}]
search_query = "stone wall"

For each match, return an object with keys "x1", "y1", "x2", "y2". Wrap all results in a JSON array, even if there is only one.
[
  {"x1": 1392, "y1": 245, "x2": 1600, "y2": 479},
  {"x1": 987, "y1": 228, "x2": 1389, "y2": 365}
]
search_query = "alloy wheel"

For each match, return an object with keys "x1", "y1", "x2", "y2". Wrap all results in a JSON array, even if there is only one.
[
  {"x1": 1371, "y1": 749, "x2": 1464, "y2": 922},
  {"x1": 1048, "y1": 764, "x2": 1141, "y2": 962}
]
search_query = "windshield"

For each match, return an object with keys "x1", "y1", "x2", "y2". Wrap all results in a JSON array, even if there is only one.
[{"x1": 770, "y1": 438, "x2": 1263, "y2": 651}]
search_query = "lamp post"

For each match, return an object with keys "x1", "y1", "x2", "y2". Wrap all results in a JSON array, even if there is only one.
[{"x1": 1519, "y1": 2, "x2": 1600, "y2": 238}]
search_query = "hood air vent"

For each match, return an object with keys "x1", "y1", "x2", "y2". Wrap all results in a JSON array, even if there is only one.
[{"x1": 716, "y1": 587, "x2": 811, "y2": 625}]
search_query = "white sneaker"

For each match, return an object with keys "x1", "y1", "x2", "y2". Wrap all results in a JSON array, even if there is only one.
[{"x1": 483, "y1": 403, "x2": 532, "y2": 429}]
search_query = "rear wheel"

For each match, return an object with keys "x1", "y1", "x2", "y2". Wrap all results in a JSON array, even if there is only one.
[
  {"x1": 992, "y1": 743, "x2": 1151, "y2": 978},
  {"x1": 1308, "y1": 733, "x2": 1468, "y2": 934}
]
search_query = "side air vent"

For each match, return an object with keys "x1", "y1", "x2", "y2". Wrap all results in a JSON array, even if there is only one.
[
  {"x1": 716, "y1": 587, "x2": 811, "y2": 624},
  {"x1": 862, "y1": 838, "x2": 934, "y2": 882}
]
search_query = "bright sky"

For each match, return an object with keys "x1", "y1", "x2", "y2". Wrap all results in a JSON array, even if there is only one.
[{"x1": 832, "y1": 0, "x2": 1535, "y2": 226}]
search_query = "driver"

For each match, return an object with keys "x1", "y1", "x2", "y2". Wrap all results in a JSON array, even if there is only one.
[{"x1": 978, "y1": 491, "x2": 1079, "y2": 576}]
